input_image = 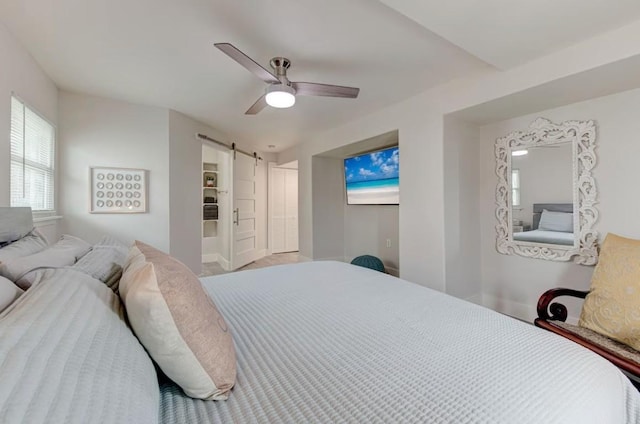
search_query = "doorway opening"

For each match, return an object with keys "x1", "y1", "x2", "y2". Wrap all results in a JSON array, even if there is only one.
[{"x1": 201, "y1": 143, "x2": 231, "y2": 270}]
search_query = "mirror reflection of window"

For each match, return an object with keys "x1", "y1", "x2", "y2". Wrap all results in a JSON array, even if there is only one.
[{"x1": 512, "y1": 169, "x2": 520, "y2": 207}]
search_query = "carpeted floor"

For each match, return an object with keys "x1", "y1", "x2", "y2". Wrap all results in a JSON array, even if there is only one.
[{"x1": 201, "y1": 252, "x2": 307, "y2": 276}]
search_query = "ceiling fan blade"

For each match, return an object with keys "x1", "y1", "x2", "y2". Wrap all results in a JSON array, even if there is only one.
[
  {"x1": 292, "y1": 82, "x2": 359, "y2": 98},
  {"x1": 215, "y1": 43, "x2": 280, "y2": 84},
  {"x1": 245, "y1": 95, "x2": 268, "y2": 115}
]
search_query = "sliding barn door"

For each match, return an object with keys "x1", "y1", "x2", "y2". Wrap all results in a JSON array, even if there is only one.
[{"x1": 231, "y1": 153, "x2": 258, "y2": 270}]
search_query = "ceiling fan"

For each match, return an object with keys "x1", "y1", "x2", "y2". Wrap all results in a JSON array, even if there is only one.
[{"x1": 214, "y1": 43, "x2": 360, "y2": 115}]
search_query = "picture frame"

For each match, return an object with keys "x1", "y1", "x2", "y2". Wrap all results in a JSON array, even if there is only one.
[{"x1": 89, "y1": 167, "x2": 148, "y2": 214}]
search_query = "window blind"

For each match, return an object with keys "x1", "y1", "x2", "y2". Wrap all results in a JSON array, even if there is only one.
[{"x1": 10, "y1": 96, "x2": 55, "y2": 211}]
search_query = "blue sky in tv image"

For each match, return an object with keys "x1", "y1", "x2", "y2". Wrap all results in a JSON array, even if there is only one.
[{"x1": 344, "y1": 146, "x2": 399, "y2": 184}]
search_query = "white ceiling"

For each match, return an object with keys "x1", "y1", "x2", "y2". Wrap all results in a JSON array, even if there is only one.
[
  {"x1": 0, "y1": 0, "x2": 490, "y2": 152},
  {"x1": 2, "y1": 1, "x2": 640, "y2": 152},
  {"x1": 379, "y1": 0, "x2": 640, "y2": 69}
]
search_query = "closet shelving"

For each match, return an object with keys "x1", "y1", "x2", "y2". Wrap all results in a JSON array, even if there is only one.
[{"x1": 202, "y1": 162, "x2": 218, "y2": 237}]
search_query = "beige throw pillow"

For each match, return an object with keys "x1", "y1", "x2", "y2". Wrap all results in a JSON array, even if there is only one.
[
  {"x1": 120, "y1": 241, "x2": 236, "y2": 400},
  {"x1": 579, "y1": 233, "x2": 640, "y2": 350}
]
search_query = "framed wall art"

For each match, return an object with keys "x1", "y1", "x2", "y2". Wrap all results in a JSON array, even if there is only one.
[{"x1": 90, "y1": 167, "x2": 148, "y2": 213}]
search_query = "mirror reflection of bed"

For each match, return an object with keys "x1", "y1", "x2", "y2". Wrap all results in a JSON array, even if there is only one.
[{"x1": 513, "y1": 203, "x2": 574, "y2": 246}]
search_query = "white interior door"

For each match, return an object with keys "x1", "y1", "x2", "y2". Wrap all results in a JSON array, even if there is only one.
[
  {"x1": 271, "y1": 167, "x2": 286, "y2": 253},
  {"x1": 231, "y1": 153, "x2": 258, "y2": 270},
  {"x1": 271, "y1": 167, "x2": 298, "y2": 254},
  {"x1": 284, "y1": 168, "x2": 299, "y2": 252}
]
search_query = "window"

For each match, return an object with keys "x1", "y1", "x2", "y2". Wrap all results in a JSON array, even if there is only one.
[
  {"x1": 10, "y1": 96, "x2": 55, "y2": 212},
  {"x1": 511, "y1": 169, "x2": 520, "y2": 207}
]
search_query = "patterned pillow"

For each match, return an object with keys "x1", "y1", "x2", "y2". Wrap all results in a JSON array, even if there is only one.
[
  {"x1": 579, "y1": 233, "x2": 640, "y2": 350},
  {"x1": 119, "y1": 241, "x2": 236, "y2": 400}
]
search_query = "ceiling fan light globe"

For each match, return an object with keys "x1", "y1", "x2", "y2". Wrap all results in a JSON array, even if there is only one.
[{"x1": 265, "y1": 84, "x2": 296, "y2": 108}]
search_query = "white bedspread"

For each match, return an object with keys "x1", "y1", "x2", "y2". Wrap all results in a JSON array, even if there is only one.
[
  {"x1": 160, "y1": 261, "x2": 640, "y2": 424},
  {"x1": 513, "y1": 229, "x2": 574, "y2": 246}
]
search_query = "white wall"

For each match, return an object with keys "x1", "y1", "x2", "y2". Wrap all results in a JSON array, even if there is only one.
[
  {"x1": 443, "y1": 117, "x2": 482, "y2": 302},
  {"x1": 478, "y1": 88, "x2": 640, "y2": 321},
  {"x1": 58, "y1": 91, "x2": 170, "y2": 251},
  {"x1": 344, "y1": 205, "x2": 399, "y2": 275},
  {"x1": 311, "y1": 156, "x2": 345, "y2": 260},
  {"x1": 0, "y1": 22, "x2": 59, "y2": 237}
]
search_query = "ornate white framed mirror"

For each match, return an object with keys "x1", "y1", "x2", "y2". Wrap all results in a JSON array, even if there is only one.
[{"x1": 495, "y1": 118, "x2": 598, "y2": 265}]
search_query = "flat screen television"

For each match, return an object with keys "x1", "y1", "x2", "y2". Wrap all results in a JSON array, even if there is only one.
[{"x1": 344, "y1": 146, "x2": 399, "y2": 205}]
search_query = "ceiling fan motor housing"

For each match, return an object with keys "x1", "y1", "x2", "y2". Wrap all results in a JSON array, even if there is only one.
[{"x1": 270, "y1": 57, "x2": 292, "y2": 85}]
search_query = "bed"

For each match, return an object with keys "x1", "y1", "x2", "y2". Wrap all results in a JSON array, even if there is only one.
[
  {"x1": 513, "y1": 203, "x2": 574, "y2": 246},
  {"x1": 160, "y1": 261, "x2": 640, "y2": 423},
  {"x1": 1, "y1": 206, "x2": 639, "y2": 423},
  {"x1": 512, "y1": 229, "x2": 575, "y2": 245}
]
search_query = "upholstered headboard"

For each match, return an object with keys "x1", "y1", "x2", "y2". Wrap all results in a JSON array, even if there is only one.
[
  {"x1": 532, "y1": 203, "x2": 573, "y2": 230},
  {"x1": 0, "y1": 207, "x2": 33, "y2": 243}
]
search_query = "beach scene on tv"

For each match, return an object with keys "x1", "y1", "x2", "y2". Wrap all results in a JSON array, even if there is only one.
[{"x1": 345, "y1": 146, "x2": 399, "y2": 205}]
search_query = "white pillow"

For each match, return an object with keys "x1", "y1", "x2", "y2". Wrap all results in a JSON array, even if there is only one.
[
  {"x1": 0, "y1": 230, "x2": 48, "y2": 264},
  {"x1": 0, "y1": 276, "x2": 24, "y2": 313},
  {"x1": 0, "y1": 235, "x2": 92, "y2": 289},
  {"x1": 0, "y1": 207, "x2": 33, "y2": 243},
  {"x1": 538, "y1": 209, "x2": 573, "y2": 232}
]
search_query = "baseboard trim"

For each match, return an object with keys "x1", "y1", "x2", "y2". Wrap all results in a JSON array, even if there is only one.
[
  {"x1": 465, "y1": 294, "x2": 483, "y2": 306},
  {"x1": 202, "y1": 253, "x2": 218, "y2": 263},
  {"x1": 315, "y1": 256, "x2": 347, "y2": 262},
  {"x1": 203, "y1": 254, "x2": 234, "y2": 272},
  {"x1": 256, "y1": 249, "x2": 267, "y2": 261},
  {"x1": 481, "y1": 294, "x2": 580, "y2": 324},
  {"x1": 482, "y1": 295, "x2": 535, "y2": 323},
  {"x1": 218, "y1": 255, "x2": 231, "y2": 271},
  {"x1": 386, "y1": 267, "x2": 399, "y2": 277}
]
